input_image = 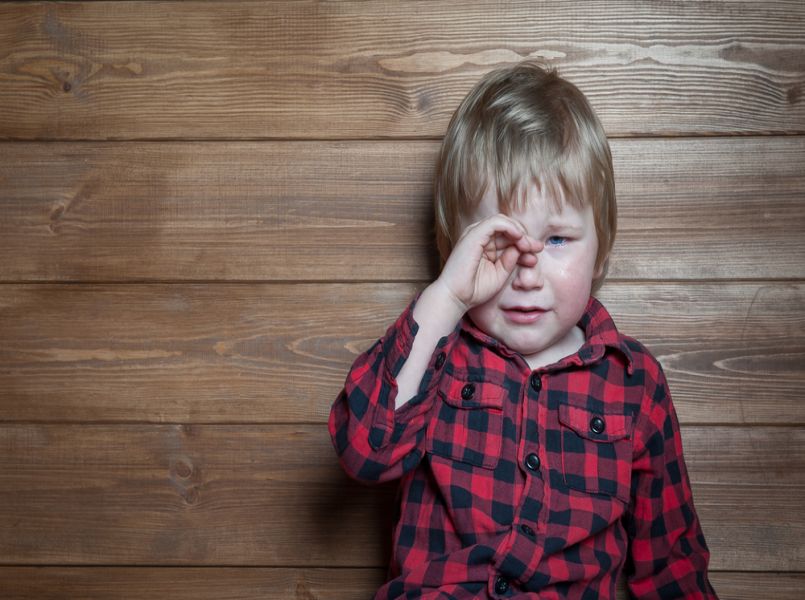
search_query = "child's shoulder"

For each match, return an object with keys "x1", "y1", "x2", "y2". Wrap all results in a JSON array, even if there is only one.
[
  {"x1": 617, "y1": 333, "x2": 659, "y2": 364},
  {"x1": 610, "y1": 332, "x2": 669, "y2": 389}
]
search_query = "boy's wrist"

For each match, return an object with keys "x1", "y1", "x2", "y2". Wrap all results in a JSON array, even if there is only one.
[{"x1": 414, "y1": 280, "x2": 467, "y2": 336}]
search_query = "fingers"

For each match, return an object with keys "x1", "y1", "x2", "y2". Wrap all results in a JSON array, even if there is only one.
[
  {"x1": 513, "y1": 234, "x2": 540, "y2": 256},
  {"x1": 483, "y1": 238, "x2": 498, "y2": 263},
  {"x1": 463, "y1": 213, "x2": 540, "y2": 255},
  {"x1": 497, "y1": 244, "x2": 522, "y2": 275},
  {"x1": 468, "y1": 215, "x2": 541, "y2": 278},
  {"x1": 439, "y1": 213, "x2": 541, "y2": 309},
  {"x1": 517, "y1": 250, "x2": 538, "y2": 268}
]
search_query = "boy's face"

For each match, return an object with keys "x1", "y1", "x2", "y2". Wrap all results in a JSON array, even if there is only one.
[{"x1": 459, "y1": 180, "x2": 602, "y2": 370}]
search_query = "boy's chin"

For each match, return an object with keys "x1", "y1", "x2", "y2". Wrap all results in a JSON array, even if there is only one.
[{"x1": 504, "y1": 338, "x2": 549, "y2": 356}]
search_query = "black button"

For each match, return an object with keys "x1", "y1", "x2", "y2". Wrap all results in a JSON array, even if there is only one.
[
  {"x1": 525, "y1": 452, "x2": 540, "y2": 471},
  {"x1": 590, "y1": 416, "x2": 606, "y2": 434},
  {"x1": 520, "y1": 524, "x2": 535, "y2": 537},
  {"x1": 461, "y1": 383, "x2": 475, "y2": 400},
  {"x1": 530, "y1": 373, "x2": 541, "y2": 393},
  {"x1": 434, "y1": 352, "x2": 446, "y2": 370},
  {"x1": 494, "y1": 576, "x2": 509, "y2": 595}
]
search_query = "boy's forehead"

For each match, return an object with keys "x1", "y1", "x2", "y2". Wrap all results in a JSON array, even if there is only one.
[{"x1": 466, "y1": 181, "x2": 576, "y2": 221}]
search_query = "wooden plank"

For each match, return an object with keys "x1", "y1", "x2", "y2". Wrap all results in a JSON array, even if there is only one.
[
  {"x1": 0, "y1": 567, "x2": 803, "y2": 600},
  {"x1": 0, "y1": 568, "x2": 384, "y2": 600},
  {"x1": 704, "y1": 573, "x2": 805, "y2": 600},
  {"x1": 0, "y1": 282, "x2": 802, "y2": 424},
  {"x1": 0, "y1": 424, "x2": 398, "y2": 567},
  {"x1": 1, "y1": 2, "x2": 803, "y2": 139},
  {"x1": 0, "y1": 137, "x2": 803, "y2": 281},
  {"x1": 598, "y1": 282, "x2": 805, "y2": 425},
  {"x1": 0, "y1": 424, "x2": 802, "y2": 571},
  {"x1": 612, "y1": 136, "x2": 805, "y2": 280}
]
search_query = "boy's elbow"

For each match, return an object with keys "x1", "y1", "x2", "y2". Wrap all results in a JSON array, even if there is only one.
[
  {"x1": 338, "y1": 452, "x2": 388, "y2": 484},
  {"x1": 329, "y1": 387, "x2": 426, "y2": 484},
  {"x1": 329, "y1": 403, "x2": 387, "y2": 483},
  {"x1": 337, "y1": 445, "x2": 422, "y2": 485}
]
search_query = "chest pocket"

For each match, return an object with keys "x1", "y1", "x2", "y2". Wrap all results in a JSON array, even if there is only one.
[
  {"x1": 428, "y1": 377, "x2": 505, "y2": 469},
  {"x1": 558, "y1": 403, "x2": 634, "y2": 503}
]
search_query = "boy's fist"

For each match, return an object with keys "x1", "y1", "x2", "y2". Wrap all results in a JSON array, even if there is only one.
[{"x1": 436, "y1": 214, "x2": 542, "y2": 314}]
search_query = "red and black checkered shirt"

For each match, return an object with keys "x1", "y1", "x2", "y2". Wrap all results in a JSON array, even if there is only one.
[{"x1": 329, "y1": 292, "x2": 718, "y2": 599}]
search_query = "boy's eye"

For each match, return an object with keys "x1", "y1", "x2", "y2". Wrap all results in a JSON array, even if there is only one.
[{"x1": 546, "y1": 236, "x2": 567, "y2": 246}]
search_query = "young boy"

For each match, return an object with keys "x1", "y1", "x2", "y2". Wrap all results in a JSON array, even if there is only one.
[{"x1": 329, "y1": 61, "x2": 718, "y2": 599}]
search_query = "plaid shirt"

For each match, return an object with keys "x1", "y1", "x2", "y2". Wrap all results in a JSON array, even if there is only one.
[{"x1": 329, "y1": 292, "x2": 718, "y2": 599}]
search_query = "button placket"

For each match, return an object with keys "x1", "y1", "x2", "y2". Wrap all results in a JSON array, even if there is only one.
[
  {"x1": 512, "y1": 370, "x2": 544, "y2": 582},
  {"x1": 523, "y1": 373, "x2": 543, "y2": 476}
]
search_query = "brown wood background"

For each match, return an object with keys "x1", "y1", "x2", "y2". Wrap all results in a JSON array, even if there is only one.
[{"x1": 1, "y1": 1, "x2": 804, "y2": 598}]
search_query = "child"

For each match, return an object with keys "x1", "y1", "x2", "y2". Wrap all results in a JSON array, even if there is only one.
[{"x1": 329, "y1": 61, "x2": 718, "y2": 599}]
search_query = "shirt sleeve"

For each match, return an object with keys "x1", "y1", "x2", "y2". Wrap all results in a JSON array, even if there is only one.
[
  {"x1": 328, "y1": 290, "x2": 460, "y2": 484},
  {"x1": 623, "y1": 360, "x2": 719, "y2": 599}
]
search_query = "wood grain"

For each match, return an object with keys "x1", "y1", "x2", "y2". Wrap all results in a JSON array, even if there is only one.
[
  {"x1": 1, "y1": 1, "x2": 803, "y2": 140},
  {"x1": 1, "y1": 0, "x2": 801, "y2": 594},
  {"x1": 0, "y1": 567, "x2": 803, "y2": 600},
  {"x1": 0, "y1": 424, "x2": 802, "y2": 571},
  {"x1": 1, "y1": 137, "x2": 803, "y2": 282},
  {"x1": 0, "y1": 568, "x2": 385, "y2": 600},
  {"x1": 1, "y1": 282, "x2": 802, "y2": 424}
]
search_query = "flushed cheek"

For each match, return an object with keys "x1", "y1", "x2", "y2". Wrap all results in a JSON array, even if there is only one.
[
  {"x1": 468, "y1": 304, "x2": 502, "y2": 335},
  {"x1": 553, "y1": 265, "x2": 574, "y2": 282},
  {"x1": 556, "y1": 270, "x2": 592, "y2": 292},
  {"x1": 553, "y1": 260, "x2": 595, "y2": 291}
]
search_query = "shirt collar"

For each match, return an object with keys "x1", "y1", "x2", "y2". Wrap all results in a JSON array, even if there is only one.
[{"x1": 459, "y1": 296, "x2": 634, "y2": 374}]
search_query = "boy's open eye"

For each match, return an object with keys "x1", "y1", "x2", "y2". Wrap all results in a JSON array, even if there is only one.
[{"x1": 546, "y1": 235, "x2": 567, "y2": 246}]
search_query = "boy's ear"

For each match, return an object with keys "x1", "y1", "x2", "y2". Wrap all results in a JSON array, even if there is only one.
[{"x1": 594, "y1": 254, "x2": 609, "y2": 280}]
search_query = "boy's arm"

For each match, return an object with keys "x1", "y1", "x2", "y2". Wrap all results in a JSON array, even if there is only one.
[
  {"x1": 623, "y1": 361, "x2": 719, "y2": 599},
  {"x1": 328, "y1": 285, "x2": 463, "y2": 484},
  {"x1": 329, "y1": 214, "x2": 539, "y2": 484},
  {"x1": 395, "y1": 212, "x2": 540, "y2": 413},
  {"x1": 394, "y1": 280, "x2": 465, "y2": 408}
]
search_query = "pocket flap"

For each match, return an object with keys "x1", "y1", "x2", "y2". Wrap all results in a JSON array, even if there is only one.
[
  {"x1": 440, "y1": 378, "x2": 505, "y2": 410},
  {"x1": 558, "y1": 404, "x2": 632, "y2": 442}
]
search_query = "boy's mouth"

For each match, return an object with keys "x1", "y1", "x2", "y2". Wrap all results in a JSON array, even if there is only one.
[{"x1": 502, "y1": 306, "x2": 547, "y2": 324}]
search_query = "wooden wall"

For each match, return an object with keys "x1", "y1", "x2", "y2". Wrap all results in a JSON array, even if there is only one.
[{"x1": 1, "y1": 1, "x2": 803, "y2": 598}]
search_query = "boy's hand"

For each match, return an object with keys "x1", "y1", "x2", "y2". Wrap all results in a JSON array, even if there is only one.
[
  {"x1": 401, "y1": 215, "x2": 538, "y2": 408},
  {"x1": 435, "y1": 214, "x2": 541, "y2": 315}
]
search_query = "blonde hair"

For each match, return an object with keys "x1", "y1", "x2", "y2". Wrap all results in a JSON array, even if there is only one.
[{"x1": 434, "y1": 61, "x2": 616, "y2": 293}]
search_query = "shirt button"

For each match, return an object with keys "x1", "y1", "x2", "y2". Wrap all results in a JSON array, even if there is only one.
[
  {"x1": 461, "y1": 383, "x2": 475, "y2": 400},
  {"x1": 529, "y1": 373, "x2": 542, "y2": 393},
  {"x1": 590, "y1": 416, "x2": 606, "y2": 434},
  {"x1": 494, "y1": 576, "x2": 509, "y2": 595},
  {"x1": 434, "y1": 352, "x2": 446, "y2": 370},
  {"x1": 525, "y1": 452, "x2": 541, "y2": 471},
  {"x1": 520, "y1": 524, "x2": 535, "y2": 537}
]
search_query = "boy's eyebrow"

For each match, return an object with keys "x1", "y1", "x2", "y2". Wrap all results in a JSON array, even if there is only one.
[{"x1": 545, "y1": 222, "x2": 583, "y2": 232}]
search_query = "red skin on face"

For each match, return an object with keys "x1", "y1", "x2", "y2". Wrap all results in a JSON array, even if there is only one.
[{"x1": 460, "y1": 182, "x2": 601, "y2": 370}]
